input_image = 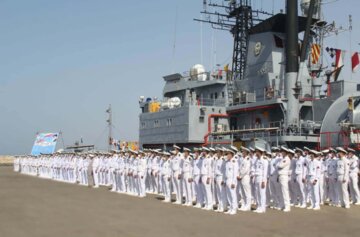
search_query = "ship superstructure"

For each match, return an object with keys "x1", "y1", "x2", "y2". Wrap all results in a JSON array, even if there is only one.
[
  {"x1": 139, "y1": 0, "x2": 360, "y2": 151},
  {"x1": 139, "y1": 69, "x2": 229, "y2": 149}
]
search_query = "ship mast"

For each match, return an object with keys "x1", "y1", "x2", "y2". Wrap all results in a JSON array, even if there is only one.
[
  {"x1": 195, "y1": 0, "x2": 272, "y2": 105},
  {"x1": 106, "y1": 104, "x2": 112, "y2": 151}
]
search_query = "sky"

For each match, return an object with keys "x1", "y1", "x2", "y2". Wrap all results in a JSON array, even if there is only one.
[{"x1": 0, "y1": 0, "x2": 359, "y2": 155}]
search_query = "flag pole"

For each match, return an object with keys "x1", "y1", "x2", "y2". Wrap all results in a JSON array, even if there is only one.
[{"x1": 349, "y1": 15, "x2": 353, "y2": 80}]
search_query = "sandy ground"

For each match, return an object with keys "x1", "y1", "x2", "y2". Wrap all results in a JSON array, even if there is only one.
[{"x1": 1, "y1": 167, "x2": 360, "y2": 237}]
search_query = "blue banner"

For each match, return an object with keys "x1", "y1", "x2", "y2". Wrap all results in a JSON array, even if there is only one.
[{"x1": 31, "y1": 133, "x2": 59, "y2": 156}]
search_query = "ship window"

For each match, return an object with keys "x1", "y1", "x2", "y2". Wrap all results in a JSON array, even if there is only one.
[
  {"x1": 199, "y1": 117, "x2": 205, "y2": 123},
  {"x1": 210, "y1": 93, "x2": 214, "y2": 99},
  {"x1": 274, "y1": 35, "x2": 284, "y2": 48},
  {"x1": 154, "y1": 120, "x2": 160, "y2": 127},
  {"x1": 214, "y1": 93, "x2": 218, "y2": 99},
  {"x1": 166, "y1": 118, "x2": 173, "y2": 126},
  {"x1": 357, "y1": 84, "x2": 360, "y2": 91},
  {"x1": 222, "y1": 92, "x2": 225, "y2": 98}
]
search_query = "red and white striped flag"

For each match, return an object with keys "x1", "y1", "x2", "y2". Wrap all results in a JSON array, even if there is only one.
[
  {"x1": 311, "y1": 44, "x2": 321, "y2": 64},
  {"x1": 352, "y1": 52, "x2": 360, "y2": 73}
]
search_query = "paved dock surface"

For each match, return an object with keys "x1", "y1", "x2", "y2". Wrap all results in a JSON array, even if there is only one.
[{"x1": 1, "y1": 167, "x2": 360, "y2": 237}]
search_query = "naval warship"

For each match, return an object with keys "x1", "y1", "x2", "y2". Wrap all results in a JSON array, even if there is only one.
[{"x1": 138, "y1": 0, "x2": 360, "y2": 151}]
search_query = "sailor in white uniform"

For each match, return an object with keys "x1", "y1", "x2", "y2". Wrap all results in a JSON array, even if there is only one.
[
  {"x1": 238, "y1": 146, "x2": 252, "y2": 211},
  {"x1": 347, "y1": 148, "x2": 360, "y2": 205},
  {"x1": 253, "y1": 146, "x2": 269, "y2": 213},
  {"x1": 137, "y1": 151, "x2": 147, "y2": 197},
  {"x1": 293, "y1": 148, "x2": 307, "y2": 208},
  {"x1": 193, "y1": 148, "x2": 203, "y2": 208},
  {"x1": 181, "y1": 148, "x2": 193, "y2": 206},
  {"x1": 214, "y1": 147, "x2": 226, "y2": 212},
  {"x1": 277, "y1": 146, "x2": 291, "y2": 212},
  {"x1": 161, "y1": 152, "x2": 172, "y2": 202},
  {"x1": 171, "y1": 145, "x2": 183, "y2": 204},
  {"x1": 336, "y1": 147, "x2": 350, "y2": 208},
  {"x1": 306, "y1": 150, "x2": 321, "y2": 210},
  {"x1": 200, "y1": 147, "x2": 214, "y2": 210},
  {"x1": 325, "y1": 148, "x2": 339, "y2": 206},
  {"x1": 224, "y1": 149, "x2": 239, "y2": 215}
]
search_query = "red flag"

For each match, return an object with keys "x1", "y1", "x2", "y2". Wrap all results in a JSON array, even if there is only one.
[
  {"x1": 352, "y1": 52, "x2": 360, "y2": 73},
  {"x1": 333, "y1": 49, "x2": 344, "y2": 81},
  {"x1": 335, "y1": 49, "x2": 344, "y2": 69}
]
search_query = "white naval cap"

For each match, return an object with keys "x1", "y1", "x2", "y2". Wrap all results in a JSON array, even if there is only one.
[
  {"x1": 255, "y1": 146, "x2": 265, "y2": 152},
  {"x1": 226, "y1": 149, "x2": 236, "y2": 155},
  {"x1": 303, "y1": 146, "x2": 310, "y2": 151},
  {"x1": 193, "y1": 147, "x2": 200, "y2": 152},
  {"x1": 202, "y1": 147, "x2": 210, "y2": 152},
  {"x1": 287, "y1": 149, "x2": 295, "y2": 155},
  {"x1": 230, "y1": 146, "x2": 238, "y2": 153},
  {"x1": 347, "y1": 147, "x2": 356, "y2": 153},
  {"x1": 163, "y1": 152, "x2": 171, "y2": 156},
  {"x1": 265, "y1": 151, "x2": 272, "y2": 156},
  {"x1": 183, "y1": 147, "x2": 191, "y2": 152},
  {"x1": 209, "y1": 147, "x2": 216, "y2": 152},
  {"x1": 329, "y1": 147, "x2": 337, "y2": 153},
  {"x1": 173, "y1": 145, "x2": 181, "y2": 150},
  {"x1": 271, "y1": 146, "x2": 280, "y2": 151},
  {"x1": 280, "y1": 146, "x2": 289, "y2": 152},
  {"x1": 321, "y1": 149, "x2": 330, "y2": 154},
  {"x1": 309, "y1": 149, "x2": 320, "y2": 156},
  {"x1": 249, "y1": 147, "x2": 255, "y2": 152},
  {"x1": 295, "y1": 147, "x2": 304, "y2": 153},
  {"x1": 240, "y1": 146, "x2": 250, "y2": 153},
  {"x1": 336, "y1": 147, "x2": 348, "y2": 154}
]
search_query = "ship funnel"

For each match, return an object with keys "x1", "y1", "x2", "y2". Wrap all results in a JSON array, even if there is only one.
[{"x1": 285, "y1": 0, "x2": 300, "y2": 129}]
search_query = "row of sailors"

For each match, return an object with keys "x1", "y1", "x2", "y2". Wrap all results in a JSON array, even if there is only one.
[{"x1": 14, "y1": 145, "x2": 360, "y2": 215}]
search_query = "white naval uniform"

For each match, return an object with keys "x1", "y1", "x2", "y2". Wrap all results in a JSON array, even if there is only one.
[
  {"x1": 294, "y1": 155, "x2": 307, "y2": 207},
  {"x1": 151, "y1": 156, "x2": 160, "y2": 194},
  {"x1": 137, "y1": 156, "x2": 147, "y2": 197},
  {"x1": 277, "y1": 155, "x2": 291, "y2": 211},
  {"x1": 181, "y1": 156, "x2": 193, "y2": 205},
  {"x1": 92, "y1": 157, "x2": 100, "y2": 188},
  {"x1": 254, "y1": 156, "x2": 268, "y2": 213},
  {"x1": 348, "y1": 155, "x2": 360, "y2": 204},
  {"x1": 193, "y1": 156, "x2": 203, "y2": 207},
  {"x1": 171, "y1": 153, "x2": 183, "y2": 204},
  {"x1": 161, "y1": 159, "x2": 172, "y2": 202},
  {"x1": 214, "y1": 155, "x2": 226, "y2": 211},
  {"x1": 307, "y1": 158, "x2": 321, "y2": 209},
  {"x1": 200, "y1": 155, "x2": 213, "y2": 210},
  {"x1": 269, "y1": 155, "x2": 281, "y2": 208},
  {"x1": 225, "y1": 157, "x2": 239, "y2": 214},
  {"x1": 326, "y1": 156, "x2": 339, "y2": 205},
  {"x1": 336, "y1": 156, "x2": 350, "y2": 208},
  {"x1": 117, "y1": 156, "x2": 126, "y2": 193},
  {"x1": 239, "y1": 155, "x2": 252, "y2": 211}
]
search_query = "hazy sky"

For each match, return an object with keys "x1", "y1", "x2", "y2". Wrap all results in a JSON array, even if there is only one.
[{"x1": 1, "y1": 0, "x2": 359, "y2": 155}]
